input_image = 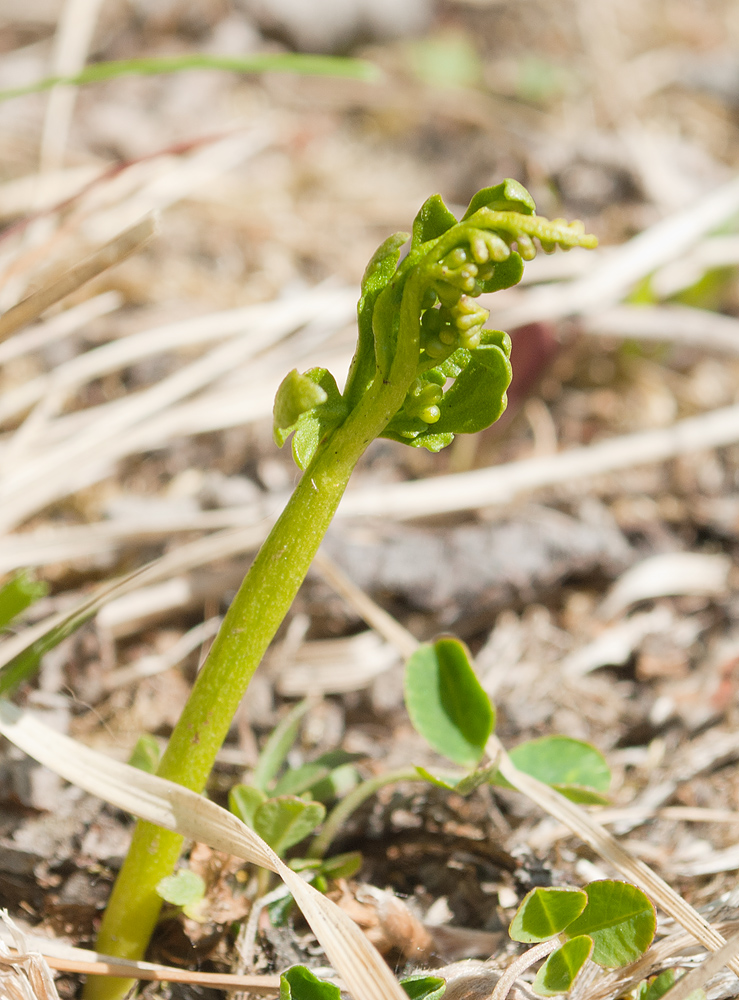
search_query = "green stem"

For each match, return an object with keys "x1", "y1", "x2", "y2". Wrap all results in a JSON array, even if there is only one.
[
  {"x1": 85, "y1": 325, "x2": 419, "y2": 1000},
  {"x1": 308, "y1": 768, "x2": 421, "y2": 859}
]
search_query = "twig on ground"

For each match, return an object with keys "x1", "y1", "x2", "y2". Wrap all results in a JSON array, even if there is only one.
[
  {"x1": 101, "y1": 616, "x2": 222, "y2": 691},
  {"x1": 582, "y1": 304, "x2": 739, "y2": 354}
]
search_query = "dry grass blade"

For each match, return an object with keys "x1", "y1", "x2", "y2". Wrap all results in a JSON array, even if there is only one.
[
  {"x1": 0, "y1": 508, "x2": 271, "y2": 573},
  {"x1": 0, "y1": 285, "x2": 355, "y2": 426},
  {"x1": 340, "y1": 400, "x2": 739, "y2": 519},
  {"x1": 583, "y1": 304, "x2": 739, "y2": 355},
  {"x1": 0, "y1": 216, "x2": 157, "y2": 342},
  {"x1": 659, "y1": 931, "x2": 739, "y2": 1000},
  {"x1": 0, "y1": 166, "x2": 102, "y2": 221},
  {"x1": 0, "y1": 700, "x2": 407, "y2": 1000},
  {"x1": 0, "y1": 321, "x2": 288, "y2": 528},
  {"x1": 102, "y1": 616, "x2": 222, "y2": 691},
  {"x1": 587, "y1": 921, "x2": 739, "y2": 1000},
  {"x1": 0, "y1": 291, "x2": 121, "y2": 365},
  {"x1": 17, "y1": 384, "x2": 739, "y2": 573},
  {"x1": 312, "y1": 551, "x2": 419, "y2": 659},
  {"x1": 83, "y1": 129, "x2": 272, "y2": 243},
  {"x1": 37, "y1": 955, "x2": 279, "y2": 994},
  {"x1": 0, "y1": 911, "x2": 61, "y2": 1000},
  {"x1": 7, "y1": 385, "x2": 739, "y2": 567},
  {"x1": 0, "y1": 292, "x2": 354, "y2": 534},
  {"x1": 0, "y1": 525, "x2": 268, "y2": 675},
  {"x1": 487, "y1": 735, "x2": 739, "y2": 976},
  {"x1": 0, "y1": 927, "x2": 281, "y2": 995},
  {"x1": 41, "y1": 955, "x2": 279, "y2": 994},
  {"x1": 39, "y1": 0, "x2": 105, "y2": 173}
]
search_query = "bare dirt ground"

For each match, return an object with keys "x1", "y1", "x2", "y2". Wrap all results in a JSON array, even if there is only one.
[{"x1": 2, "y1": 1, "x2": 739, "y2": 997}]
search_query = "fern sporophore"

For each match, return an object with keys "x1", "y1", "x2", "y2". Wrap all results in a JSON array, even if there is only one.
[{"x1": 86, "y1": 181, "x2": 596, "y2": 1000}]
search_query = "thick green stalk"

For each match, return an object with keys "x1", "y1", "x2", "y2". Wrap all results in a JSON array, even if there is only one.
[
  {"x1": 82, "y1": 186, "x2": 589, "y2": 999},
  {"x1": 85, "y1": 317, "x2": 420, "y2": 1000}
]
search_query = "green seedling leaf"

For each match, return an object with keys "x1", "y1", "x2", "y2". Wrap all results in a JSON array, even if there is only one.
[
  {"x1": 280, "y1": 965, "x2": 340, "y2": 1000},
  {"x1": 252, "y1": 699, "x2": 311, "y2": 792},
  {"x1": 433, "y1": 343, "x2": 512, "y2": 435},
  {"x1": 415, "y1": 766, "x2": 458, "y2": 790},
  {"x1": 509, "y1": 887, "x2": 588, "y2": 943},
  {"x1": 127, "y1": 734, "x2": 161, "y2": 774},
  {"x1": 361, "y1": 232, "x2": 410, "y2": 300},
  {"x1": 637, "y1": 969, "x2": 704, "y2": 1000},
  {"x1": 228, "y1": 783, "x2": 267, "y2": 828},
  {"x1": 290, "y1": 851, "x2": 362, "y2": 881},
  {"x1": 411, "y1": 194, "x2": 458, "y2": 249},
  {"x1": 254, "y1": 796, "x2": 326, "y2": 856},
  {"x1": 0, "y1": 571, "x2": 48, "y2": 631},
  {"x1": 0, "y1": 570, "x2": 50, "y2": 694},
  {"x1": 274, "y1": 370, "x2": 328, "y2": 443},
  {"x1": 385, "y1": 329, "x2": 513, "y2": 450},
  {"x1": 380, "y1": 425, "x2": 455, "y2": 453},
  {"x1": 318, "y1": 850, "x2": 362, "y2": 880},
  {"x1": 269, "y1": 889, "x2": 297, "y2": 927},
  {"x1": 532, "y1": 936, "x2": 593, "y2": 996},
  {"x1": 415, "y1": 760, "x2": 501, "y2": 795},
  {"x1": 0, "y1": 53, "x2": 379, "y2": 104},
  {"x1": 494, "y1": 736, "x2": 610, "y2": 796},
  {"x1": 290, "y1": 369, "x2": 349, "y2": 470},
  {"x1": 638, "y1": 970, "x2": 676, "y2": 1000},
  {"x1": 273, "y1": 762, "x2": 329, "y2": 797},
  {"x1": 308, "y1": 762, "x2": 359, "y2": 803},
  {"x1": 345, "y1": 231, "x2": 410, "y2": 409},
  {"x1": 405, "y1": 638, "x2": 494, "y2": 768},
  {"x1": 552, "y1": 784, "x2": 610, "y2": 806},
  {"x1": 400, "y1": 972, "x2": 447, "y2": 1000},
  {"x1": 156, "y1": 869, "x2": 206, "y2": 908},
  {"x1": 273, "y1": 750, "x2": 363, "y2": 797},
  {"x1": 463, "y1": 178, "x2": 536, "y2": 219},
  {"x1": 476, "y1": 252, "x2": 524, "y2": 294},
  {"x1": 564, "y1": 880, "x2": 656, "y2": 967}
]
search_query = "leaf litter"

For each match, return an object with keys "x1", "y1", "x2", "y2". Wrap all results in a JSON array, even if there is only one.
[{"x1": 4, "y1": 1, "x2": 739, "y2": 999}]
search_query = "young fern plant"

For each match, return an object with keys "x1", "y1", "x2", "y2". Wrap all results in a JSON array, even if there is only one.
[{"x1": 86, "y1": 181, "x2": 596, "y2": 1000}]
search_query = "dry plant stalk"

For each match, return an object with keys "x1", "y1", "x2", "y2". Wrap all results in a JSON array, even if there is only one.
[
  {"x1": 0, "y1": 911, "x2": 61, "y2": 1000},
  {"x1": 0, "y1": 216, "x2": 157, "y2": 343}
]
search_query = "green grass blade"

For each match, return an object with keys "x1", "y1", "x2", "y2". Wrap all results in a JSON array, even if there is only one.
[
  {"x1": 0, "y1": 570, "x2": 48, "y2": 631},
  {"x1": 252, "y1": 699, "x2": 311, "y2": 793},
  {"x1": 0, "y1": 53, "x2": 379, "y2": 104}
]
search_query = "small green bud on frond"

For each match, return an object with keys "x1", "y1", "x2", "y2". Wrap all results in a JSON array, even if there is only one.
[
  {"x1": 274, "y1": 180, "x2": 596, "y2": 468},
  {"x1": 274, "y1": 370, "x2": 328, "y2": 440},
  {"x1": 273, "y1": 368, "x2": 347, "y2": 470},
  {"x1": 375, "y1": 183, "x2": 595, "y2": 451}
]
